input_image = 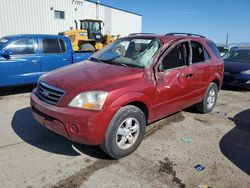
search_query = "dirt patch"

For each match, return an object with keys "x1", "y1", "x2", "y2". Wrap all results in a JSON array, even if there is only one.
[
  {"x1": 52, "y1": 159, "x2": 118, "y2": 188},
  {"x1": 159, "y1": 157, "x2": 185, "y2": 188},
  {"x1": 145, "y1": 112, "x2": 185, "y2": 138}
]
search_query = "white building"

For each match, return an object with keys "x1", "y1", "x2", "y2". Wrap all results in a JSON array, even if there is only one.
[{"x1": 0, "y1": 0, "x2": 142, "y2": 37}]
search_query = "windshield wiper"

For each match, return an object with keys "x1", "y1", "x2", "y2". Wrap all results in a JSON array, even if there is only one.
[
  {"x1": 89, "y1": 57, "x2": 105, "y2": 64},
  {"x1": 89, "y1": 57, "x2": 144, "y2": 68}
]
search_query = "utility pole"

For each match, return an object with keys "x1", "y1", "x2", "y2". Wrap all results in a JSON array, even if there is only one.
[
  {"x1": 226, "y1": 33, "x2": 229, "y2": 45},
  {"x1": 96, "y1": 0, "x2": 100, "y2": 20}
]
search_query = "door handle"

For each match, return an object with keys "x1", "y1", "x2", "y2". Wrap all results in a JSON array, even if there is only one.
[
  {"x1": 63, "y1": 58, "x2": 68, "y2": 61},
  {"x1": 186, "y1": 73, "x2": 193, "y2": 79},
  {"x1": 32, "y1": 60, "x2": 38, "y2": 64}
]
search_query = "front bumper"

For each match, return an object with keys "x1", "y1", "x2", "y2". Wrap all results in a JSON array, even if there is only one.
[
  {"x1": 30, "y1": 89, "x2": 117, "y2": 145},
  {"x1": 223, "y1": 73, "x2": 250, "y2": 89}
]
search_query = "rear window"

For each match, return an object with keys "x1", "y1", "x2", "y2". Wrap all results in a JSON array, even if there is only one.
[
  {"x1": 207, "y1": 41, "x2": 221, "y2": 58},
  {"x1": 42, "y1": 38, "x2": 66, "y2": 54}
]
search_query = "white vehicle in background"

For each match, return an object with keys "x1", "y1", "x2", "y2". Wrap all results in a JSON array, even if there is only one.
[{"x1": 217, "y1": 45, "x2": 239, "y2": 57}]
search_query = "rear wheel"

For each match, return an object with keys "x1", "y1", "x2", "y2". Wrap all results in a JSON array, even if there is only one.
[
  {"x1": 100, "y1": 105, "x2": 146, "y2": 159},
  {"x1": 196, "y1": 82, "x2": 218, "y2": 113},
  {"x1": 80, "y1": 43, "x2": 95, "y2": 52}
]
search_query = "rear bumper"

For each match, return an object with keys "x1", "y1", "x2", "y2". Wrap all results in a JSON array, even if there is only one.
[{"x1": 30, "y1": 89, "x2": 118, "y2": 145}]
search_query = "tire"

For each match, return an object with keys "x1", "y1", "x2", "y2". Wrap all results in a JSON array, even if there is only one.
[
  {"x1": 196, "y1": 82, "x2": 218, "y2": 113},
  {"x1": 100, "y1": 105, "x2": 146, "y2": 159},
  {"x1": 80, "y1": 43, "x2": 95, "y2": 52}
]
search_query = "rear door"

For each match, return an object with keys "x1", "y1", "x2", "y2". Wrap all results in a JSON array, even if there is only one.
[
  {"x1": 0, "y1": 38, "x2": 40, "y2": 86},
  {"x1": 189, "y1": 40, "x2": 212, "y2": 100},
  {"x1": 39, "y1": 38, "x2": 71, "y2": 73},
  {"x1": 153, "y1": 41, "x2": 197, "y2": 119}
]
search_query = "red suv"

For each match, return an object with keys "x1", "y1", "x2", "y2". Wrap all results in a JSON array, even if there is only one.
[{"x1": 31, "y1": 33, "x2": 224, "y2": 158}]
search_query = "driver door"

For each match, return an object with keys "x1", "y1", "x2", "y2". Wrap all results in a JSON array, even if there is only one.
[{"x1": 0, "y1": 38, "x2": 40, "y2": 86}]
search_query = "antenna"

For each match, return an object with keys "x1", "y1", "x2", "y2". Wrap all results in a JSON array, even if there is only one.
[{"x1": 226, "y1": 33, "x2": 229, "y2": 45}]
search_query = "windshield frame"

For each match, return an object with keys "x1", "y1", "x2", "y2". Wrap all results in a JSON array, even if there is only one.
[{"x1": 91, "y1": 36, "x2": 163, "y2": 69}]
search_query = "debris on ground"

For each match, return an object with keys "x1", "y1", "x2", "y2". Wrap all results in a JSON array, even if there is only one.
[
  {"x1": 211, "y1": 111, "x2": 227, "y2": 117},
  {"x1": 181, "y1": 137, "x2": 192, "y2": 143},
  {"x1": 194, "y1": 164, "x2": 205, "y2": 171}
]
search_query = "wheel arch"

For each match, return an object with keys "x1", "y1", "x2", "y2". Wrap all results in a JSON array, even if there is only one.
[{"x1": 108, "y1": 92, "x2": 153, "y2": 123}]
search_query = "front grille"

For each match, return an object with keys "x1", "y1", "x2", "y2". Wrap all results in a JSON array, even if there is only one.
[{"x1": 37, "y1": 82, "x2": 64, "y2": 105}]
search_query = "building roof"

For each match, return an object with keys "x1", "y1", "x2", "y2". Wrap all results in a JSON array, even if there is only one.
[{"x1": 85, "y1": 0, "x2": 142, "y2": 17}]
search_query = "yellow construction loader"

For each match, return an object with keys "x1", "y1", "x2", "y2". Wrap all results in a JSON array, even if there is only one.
[{"x1": 61, "y1": 19, "x2": 120, "y2": 51}]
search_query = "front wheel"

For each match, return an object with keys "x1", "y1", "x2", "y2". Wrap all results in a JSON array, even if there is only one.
[
  {"x1": 196, "y1": 82, "x2": 218, "y2": 113},
  {"x1": 80, "y1": 43, "x2": 95, "y2": 52},
  {"x1": 100, "y1": 105, "x2": 146, "y2": 159}
]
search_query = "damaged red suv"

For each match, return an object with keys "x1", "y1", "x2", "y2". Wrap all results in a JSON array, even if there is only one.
[{"x1": 31, "y1": 33, "x2": 223, "y2": 158}]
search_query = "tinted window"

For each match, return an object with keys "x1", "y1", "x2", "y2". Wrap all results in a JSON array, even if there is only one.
[
  {"x1": 161, "y1": 42, "x2": 188, "y2": 70},
  {"x1": 6, "y1": 38, "x2": 35, "y2": 55},
  {"x1": 204, "y1": 48, "x2": 211, "y2": 61},
  {"x1": 42, "y1": 39, "x2": 62, "y2": 54},
  {"x1": 191, "y1": 42, "x2": 205, "y2": 63},
  {"x1": 59, "y1": 39, "x2": 66, "y2": 53},
  {"x1": 207, "y1": 41, "x2": 221, "y2": 58}
]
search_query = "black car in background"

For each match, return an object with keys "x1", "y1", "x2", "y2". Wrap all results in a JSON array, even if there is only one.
[{"x1": 223, "y1": 48, "x2": 250, "y2": 90}]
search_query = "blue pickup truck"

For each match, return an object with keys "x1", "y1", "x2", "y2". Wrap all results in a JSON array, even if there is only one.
[{"x1": 0, "y1": 34, "x2": 92, "y2": 87}]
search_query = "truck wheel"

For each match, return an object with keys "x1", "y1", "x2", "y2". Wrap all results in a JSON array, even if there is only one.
[
  {"x1": 100, "y1": 105, "x2": 146, "y2": 159},
  {"x1": 80, "y1": 43, "x2": 95, "y2": 52},
  {"x1": 196, "y1": 82, "x2": 218, "y2": 113}
]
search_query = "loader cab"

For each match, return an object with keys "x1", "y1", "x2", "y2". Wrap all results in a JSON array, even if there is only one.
[{"x1": 79, "y1": 19, "x2": 104, "y2": 43}]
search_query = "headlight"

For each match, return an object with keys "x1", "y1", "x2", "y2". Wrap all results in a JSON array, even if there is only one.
[
  {"x1": 69, "y1": 91, "x2": 108, "y2": 110},
  {"x1": 241, "y1": 69, "x2": 250, "y2": 75}
]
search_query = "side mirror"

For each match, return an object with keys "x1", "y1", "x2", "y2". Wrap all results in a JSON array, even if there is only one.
[{"x1": 1, "y1": 49, "x2": 13, "y2": 59}]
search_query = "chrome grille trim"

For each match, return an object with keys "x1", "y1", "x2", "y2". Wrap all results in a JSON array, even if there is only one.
[{"x1": 37, "y1": 82, "x2": 64, "y2": 105}]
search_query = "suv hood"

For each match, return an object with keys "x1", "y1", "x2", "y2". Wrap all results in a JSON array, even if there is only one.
[{"x1": 41, "y1": 60, "x2": 144, "y2": 93}]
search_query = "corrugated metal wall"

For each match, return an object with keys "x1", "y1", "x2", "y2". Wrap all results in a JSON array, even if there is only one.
[{"x1": 0, "y1": 0, "x2": 142, "y2": 37}]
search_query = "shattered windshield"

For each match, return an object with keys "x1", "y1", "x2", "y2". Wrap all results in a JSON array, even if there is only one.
[{"x1": 91, "y1": 37, "x2": 162, "y2": 68}]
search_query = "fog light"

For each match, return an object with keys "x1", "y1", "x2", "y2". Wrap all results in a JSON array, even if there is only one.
[
  {"x1": 246, "y1": 80, "x2": 250, "y2": 84},
  {"x1": 70, "y1": 123, "x2": 79, "y2": 132}
]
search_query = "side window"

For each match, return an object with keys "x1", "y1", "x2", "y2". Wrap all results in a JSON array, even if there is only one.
[
  {"x1": 161, "y1": 42, "x2": 188, "y2": 71},
  {"x1": 204, "y1": 48, "x2": 211, "y2": 61},
  {"x1": 207, "y1": 41, "x2": 221, "y2": 58},
  {"x1": 6, "y1": 38, "x2": 35, "y2": 55},
  {"x1": 191, "y1": 41, "x2": 205, "y2": 63},
  {"x1": 54, "y1": 10, "x2": 65, "y2": 19},
  {"x1": 59, "y1": 39, "x2": 66, "y2": 53},
  {"x1": 42, "y1": 39, "x2": 62, "y2": 54}
]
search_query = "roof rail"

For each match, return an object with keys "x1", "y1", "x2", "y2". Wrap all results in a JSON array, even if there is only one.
[
  {"x1": 165, "y1": 33, "x2": 206, "y2": 38},
  {"x1": 129, "y1": 33, "x2": 156, "y2": 36}
]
